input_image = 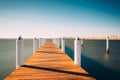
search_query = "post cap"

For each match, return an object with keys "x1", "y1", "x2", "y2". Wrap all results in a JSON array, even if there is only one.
[
  {"x1": 18, "y1": 36, "x2": 22, "y2": 40},
  {"x1": 77, "y1": 37, "x2": 80, "y2": 40},
  {"x1": 76, "y1": 37, "x2": 80, "y2": 40}
]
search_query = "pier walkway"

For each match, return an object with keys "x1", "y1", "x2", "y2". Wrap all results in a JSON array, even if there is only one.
[{"x1": 4, "y1": 42, "x2": 95, "y2": 80}]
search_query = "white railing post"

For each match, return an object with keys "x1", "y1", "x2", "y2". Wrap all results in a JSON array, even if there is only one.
[
  {"x1": 44, "y1": 38, "x2": 46, "y2": 44},
  {"x1": 54, "y1": 38, "x2": 56, "y2": 45},
  {"x1": 52, "y1": 38, "x2": 54, "y2": 43},
  {"x1": 52, "y1": 38, "x2": 55, "y2": 43},
  {"x1": 41, "y1": 38, "x2": 43, "y2": 46},
  {"x1": 57, "y1": 38, "x2": 60, "y2": 47},
  {"x1": 53, "y1": 38, "x2": 57, "y2": 45},
  {"x1": 43, "y1": 38, "x2": 45, "y2": 45},
  {"x1": 16, "y1": 36, "x2": 23, "y2": 69},
  {"x1": 39, "y1": 38, "x2": 41, "y2": 47},
  {"x1": 33, "y1": 37, "x2": 37, "y2": 53},
  {"x1": 37, "y1": 38, "x2": 39, "y2": 49},
  {"x1": 55, "y1": 38, "x2": 57, "y2": 45},
  {"x1": 61, "y1": 38, "x2": 65, "y2": 51},
  {"x1": 106, "y1": 36, "x2": 109, "y2": 53},
  {"x1": 41, "y1": 38, "x2": 45, "y2": 46},
  {"x1": 74, "y1": 37, "x2": 81, "y2": 66}
]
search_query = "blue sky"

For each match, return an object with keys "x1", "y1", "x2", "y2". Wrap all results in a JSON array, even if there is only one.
[{"x1": 0, "y1": 0, "x2": 120, "y2": 38}]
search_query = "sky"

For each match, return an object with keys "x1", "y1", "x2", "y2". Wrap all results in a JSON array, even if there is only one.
[{"x1": 0, "y1": 0, "x2": 120, "y2": 38}]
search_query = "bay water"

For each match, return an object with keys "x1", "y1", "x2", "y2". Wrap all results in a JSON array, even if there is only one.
[
  {"x1": 65, "y1": 39, "x2": 120, "y2": 80},
  {"x1": 0, "y1": 39, "x2": 33, "y2": 79},
  {"x1": 0, "y1": 39, "x2": 120, "y2": 80}
]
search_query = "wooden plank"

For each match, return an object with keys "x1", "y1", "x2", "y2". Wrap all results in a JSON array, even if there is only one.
[{"x1": 4, "y1": 42, "x2": 95, "y2": 80}]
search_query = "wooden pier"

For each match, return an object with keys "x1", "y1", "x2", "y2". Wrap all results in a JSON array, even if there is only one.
[{"x1": 4, "y1": 42, "x2": 95, "y2": 80}]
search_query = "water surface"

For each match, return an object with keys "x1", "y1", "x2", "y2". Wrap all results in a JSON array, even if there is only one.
[
  {"x1": 65, "y1": 39, "x2": 120, "y2": 80},
  {"x1": 0, "y1": 39, "x2": 120, "y2": 80},
  {"x1": 0, "y1": 39, "x2": 33, "y2": 79}
]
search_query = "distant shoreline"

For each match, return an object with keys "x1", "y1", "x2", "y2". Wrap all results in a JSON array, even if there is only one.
[
  {"x1": 0, "y1": 37, "x2": 120, "y2": 40},
  {"x1": 84, "y1": 38, "x2": 120, "y2": 40}
]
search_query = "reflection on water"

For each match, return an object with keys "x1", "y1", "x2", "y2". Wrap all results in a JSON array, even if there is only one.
[
  {"x1": 0, "y1": 39, "x2": 120, "y2": 80},
  {"x1": 65, "y1": 39, "x2": 120, "y2": 80},
  {"x1": 104, "y1": 53, "x2": 109, "y2": 62}
]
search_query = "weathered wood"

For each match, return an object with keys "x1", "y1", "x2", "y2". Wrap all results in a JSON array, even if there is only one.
[{"x1": 4, "y1": 42, "x2": 95, "y2": 80}]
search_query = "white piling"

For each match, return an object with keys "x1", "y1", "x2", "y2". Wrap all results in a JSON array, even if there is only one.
[
  {"x1": 61, "y1": 38, "x2": 65, "y2": 51},
  {"x1": 74, "y1": 37, "x2": 81, "y2": 66},
  {"x1": 57, "y1": 38, "x2": 60, "y2": 47},
  {"x1": 42, "y1": 38, "x2": 45, "y2": 45},
  {"x1": 52, "y1": 38, "x2": 54, "y2": 43},
  {"x1": 39, "y1": 38, "x2": 41, "y2": 47},
  {"x1": 16, "y1": 36, "x2": 23, "y2": 69},
  {"x1": 41, "y1": 38, "x2": 45, "y2": 46},
  {"x1": 54, "y1": 38, "x2": 59, "y2": 46},
  {"x1": 40, "y1": 38, "x2": 43, "y2": 46},
  {"x1": 52, "y1": 38, "x2": 54, "y2": 42},
  {"x1": 106, "y1": 36, "x2": 109, "y2": 53},
  {"x1": 53, "y1": 38, "x2": 57, "y2": 45},
  {"x1": 55, "y1": 38, "x2": 57, "y2": 45},
  {"x1": 55, "y1": 38, "x2": 58, "y2": 47},
  {"x1": 33, "y1": 37, "x2": 37, "y2": 53},
  {"x1": 37, "y1": 39, "x2": 39, "y2": 49}
]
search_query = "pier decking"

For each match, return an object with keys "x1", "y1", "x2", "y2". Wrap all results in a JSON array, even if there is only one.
[{"x1": 4, "y1": 42, "x2": 95, "y2": 80}]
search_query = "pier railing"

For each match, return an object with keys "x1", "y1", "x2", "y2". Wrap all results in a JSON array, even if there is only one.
[{"x1": 16, "y1": 36, "x2": 109, "y2": 68}]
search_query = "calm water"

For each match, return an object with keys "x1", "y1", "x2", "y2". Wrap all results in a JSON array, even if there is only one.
[
  {"x1": 65, "y1": 39, "x2": 120, "y2": 80},
  {"x1": 0, "y1": 39, "x2": 120, "y2": 80},
  {"x1": 0, "y1": 39, "x2": 33, "y2": 79}
]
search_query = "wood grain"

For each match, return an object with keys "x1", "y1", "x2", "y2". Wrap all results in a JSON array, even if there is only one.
[{"x1": 4, "y1": 42, "x2": 95, "y2": 80}]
